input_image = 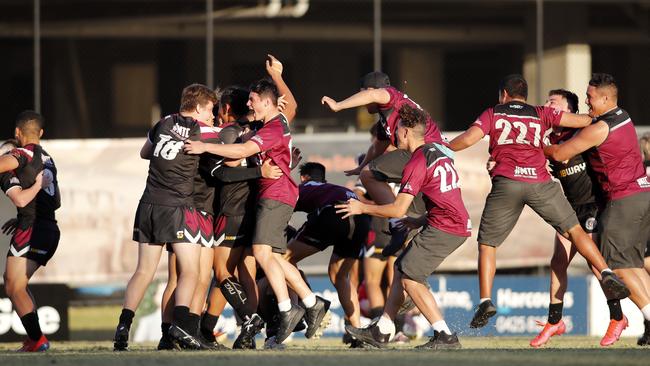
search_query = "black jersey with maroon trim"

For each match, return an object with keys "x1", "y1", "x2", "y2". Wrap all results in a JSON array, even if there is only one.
[
  {"x1": 140, "y1": 114, "x2": 201, "y2": 207},
  {"x1": 216, "y1": 122, "x2": 260, "y2": 217},
  {"x1": 295, "y1": 181, "x2": 357, "y2": 214},
  {"x1": 194, "y1": 121, "x2": 221, "y2": 214},
  {"x1": 548, "y1": 129, "x2": 602, "y2": 207}
]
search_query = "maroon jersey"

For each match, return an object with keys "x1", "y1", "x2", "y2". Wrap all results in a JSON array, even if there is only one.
[
  {"x1": 295, "y1": 181, "x2": 358, "y2": 214},
  {"x1": 586, "y1": 107, "x2": 650, "y2": 200},
  {"x1": 399, "y1": 143, "x2": 471, "y2": 237},
  {"x1": 249, "y1": 113, "x2": 299, "y2": 207},
  {"x1": 376, "y1": 86, "x2": 446, "y2": 146},
  {"x1": 472, "y1": 101, "x2": 563, "y2": 183}
]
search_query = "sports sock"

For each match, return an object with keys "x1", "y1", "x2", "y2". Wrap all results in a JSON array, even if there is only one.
[
  {"x1": 302, "y1": 293, "x2": 316, "y2": 308},
  {"x1": 601, "y1": 268, "x2": 613, "y2": 275},
  {"x1": 200, "y1": 313, "x2": 219, "y2": 340},
  {"x1": 188, "y1": 313, "x2": 201, "y2": 336},
  {"x1": 173, "y1": 306, "x2": 191, "y2": 330},
  {"x1": 548, "y1": 302, "x2": 563, "y2": 325},
  {"x1": 395, "y1": 314, "x2": 406, "y2": 332},
  {"x1": 607, "y1": 299, "x2": 623, "y2": 321},
  {"x1": 479, "y1": 298, "x2": 491, "y2": 304},
  {"x1": 278, "y1": 299, "x2": 292, "y2": 313},
  {"x1": 431, "y1": 320, "x2": 451, "y2": 335},
  {"x1": 20, "y1": 312, "x2": 43, "y2": 341},
  {"x1": 119, "y1": 308, "x2": 135, "y2": 328},
  {"x1": 369, "y1": 307, "x2": 383, "y2": 320},
  {"x1": 641, "y1": 304, "x2": 650, "y2": 321},
  {"x1": 376, "y1": 315, "x2": 395, "y2": 337},
  {"x1": 219, "y1": 277, "x2": 252, "y2": 318},
  {"x1": 161, "y1": 322, "x2": 171, "y2": 338}
]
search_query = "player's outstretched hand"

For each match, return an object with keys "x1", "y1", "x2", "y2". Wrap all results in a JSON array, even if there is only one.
[
  {"x1": 485, "y1": 157, "x2": 496, "y2": 173},
  {"x1": 335, "y1": 199, "x2": 363, "y2": 219},
  {"x1": 291, "y1": 147, "x2": 303, "y2": 167},
  {"x1": 1, "y1": 218, "x2": 17, "y2": 236},
  {"x1": 261, "y1": 159, "x2": 283, "y2": 180},
  {"x1": 344, "y1": 165, "x2": 362, "y2": 176},
  {"x1": 266, "y1": 54, "x2": 283, "y2": 77},
  {"x1": 321, "y1": 96, "x2": 341, "y2": 112},
  {"x1": 183, "y1": 140, "x2": 206, "y2": 155},
  {"x1": 34, "y1": 170, "x2": 44, "y2": 189},
  {"x1": 278, "y1": 95, "x2": 288, "y2": 112}
]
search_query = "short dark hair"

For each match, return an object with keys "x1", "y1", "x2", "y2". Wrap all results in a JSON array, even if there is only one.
[
  {"x1": 398, "y1": 105, "x2": 428, "y2": 131},
  {"x1": 548, "y1": 89, "x2": 579, "y2": 113},
  {"x1": 589, "y1": 73, "x2": 618, "y2": 97},
  {"x1": 299, "y1": 162, "x2": 326, "y2": 183},
  {"x1": 180, "y1": 83, "x2": 218, "y2": 112},
  {"x1": 250, "y1": 78, "x2": 280, "y2": 106},
  {"x1": 15, "y1": 110, "x2": 44, "y2": 137},
  {"x1": 219, "y1": 86, "x2": 250, "y2": 118},
  {"x1": 361, "y1": 71, "x2": 390, "y2": 89},
  {"x1": 499, "y1": 74, "x2": 528, "y2": 100}
]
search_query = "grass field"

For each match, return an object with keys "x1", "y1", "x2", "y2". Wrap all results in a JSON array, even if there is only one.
[{"x1": 0, "y1": 337, "x2": 647, "y2": 366}]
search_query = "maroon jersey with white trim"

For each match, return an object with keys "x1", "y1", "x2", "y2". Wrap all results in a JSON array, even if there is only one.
[
  {"x1": 295, "y1": 181, "x2": 357, "y2": 214},
  {"x1": 399, "y1": 143, "x2": 471, "y2": 237},
  {"x1": 249, "y1": 113, "x2": 298, "y2": 207},
  {"x1": 472, "y1": 101, "x2": 563, "y2": 183},
  {"x1": 586, "y1": 107, "x2": 650, "y2": 200},
  {"x1": 376, "y1": 87, "x2": 446, "y2": 146}
]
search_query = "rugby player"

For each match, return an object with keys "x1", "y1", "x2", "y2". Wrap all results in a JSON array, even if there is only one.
[
  {"x1": 337, "y1": 105, "x2": 471, "y2": 349},
  {"x1": 184, "y1": 55, "x2": 330, "y2": 345},
  {"x1": 544, "y1": 73, "x2": 650, "y2": 347},
  {"x1": 113, "y1": 84, "x2": 217, "y2": 351},
  {"x1": 448, "y1": 74, "x2": 629, "y2": 329},
  {"x1": 0, "y1": 111, "x2": 61, "y2": 352}
]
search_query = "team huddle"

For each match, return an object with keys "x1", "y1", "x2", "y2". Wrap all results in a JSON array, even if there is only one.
[{"x1": 2, "y1": 54, "x2": 650, "y2": 352}]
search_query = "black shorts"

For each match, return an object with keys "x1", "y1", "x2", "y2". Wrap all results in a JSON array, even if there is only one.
[
  {"x1": 396, "y1": 225, "x2": 467, "y2": 284},
  {"x1": 253, "y1": 199, "x2": 294, "y2": 254},
  {"x1": 8, "y1": 219, "x2": 60, "y2": 266},
  {"x1": 214, "y1": 213, "x2": 255, "y2": 248},
  {"x1": 598, "y1": 191, "x2": 650, "y2": 269},
  {"x1": 573, "y1": 202, "x2": 599, "y2": 234},
  {"x1": 365, "y1": 216, "x2": 392, "y2": 259},
  {"x1": 295, "y1": 206, "x2": 370, "y2": 259},
  {"x1": 133, "y1": 202, "x2": 203, "y2": 245}
]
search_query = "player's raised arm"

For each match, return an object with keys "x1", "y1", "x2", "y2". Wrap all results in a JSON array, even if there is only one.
[
  {"x1": 184, "y1": 139, "x2": 261, "y2": 159},
  {"x1": 266, "y1": 55, "x2": 297, "y2": 123},
  {"x1": 6, "y1": 171, "x2": 43, "y2": 208},
  {"x1": 544, "y1": 121, "x2": 609, "y2": 162},
  {"x1": 449, "y1": 125, "x2": 485, "y2": 152},
  {"x1": 321, "y1": 88, "x2": 391, "y2": 113},
  {"x1": 335, "y1": 192, "x2": 413, "y2": 219},
  {"x1": 558, "y1": 112, "x2": 593, "y2": 128}
]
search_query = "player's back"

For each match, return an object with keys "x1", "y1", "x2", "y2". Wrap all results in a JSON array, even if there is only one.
[
  {"x1": 587, "y1": 107, "x2": 650, "y2": 200},
  {"x1": 473, "y1": 101, "x2": 562, "y2": 183},
  {"x1": 296, "y1": 181, "x2": 357, "y2": 214},
  {"x1": 141, "y1": 114, "x2": 201, "y2": 206}
]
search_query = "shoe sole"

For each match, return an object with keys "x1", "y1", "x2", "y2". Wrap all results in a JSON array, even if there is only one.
[
  {"x1": 311, "y1": 311, "x2": 333, "y2": 340},
  {"x1": 416, "y1": 342, "x2": 462, "y2": 350},
  {"x1": 469, "y1": 307, "x2": 497, "y2": 328},
  {"x1": 305, "y1": 301, "x2": 331, "y2": 339},
  {"x1": 113, "y1": 341, "x2": 128, "y2": 352},
  {"x1": 602, "y1": 276, "x2": 631, "y2": 300},
  {"x1": 344, "y1": 325, "x2": 386, "y2": 349}
]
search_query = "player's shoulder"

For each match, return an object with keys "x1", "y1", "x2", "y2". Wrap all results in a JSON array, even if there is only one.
[
  {"x1": 421, "y1": 143, "x2": 454, "y2": 166},
  {"x1": 598, "y1": 107, "x2": 630, "y2": 128},
  {"x1": 494, "y1": 101, "x2": 538, "y2": 118}
]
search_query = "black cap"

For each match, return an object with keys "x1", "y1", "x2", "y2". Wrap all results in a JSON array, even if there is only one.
[{"x1": 360, "y1": 71, "x2": 390, "y2": 89}]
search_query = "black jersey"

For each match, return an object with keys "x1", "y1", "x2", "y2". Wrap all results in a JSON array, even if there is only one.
[
  {"x1": 215, "y1": 122, "x2": 260, "y2": 217},
  {"x1": 295, "y1": 181, "x2": 357, "y2": 214},
  {"x1": 140, "y1": 114, "x2": 201, "y2": 207},
  {"x1": 194, "y1": 121, "x2": 221, "y2": 215},
  {"x1": 548, "y1": 129, "x2": 601, "y2": 207},
  {"x1": 5, "y1": 144, "x2": 61, "y2": 225}
]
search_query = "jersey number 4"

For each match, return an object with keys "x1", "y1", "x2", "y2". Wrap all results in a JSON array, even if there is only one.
[
  {"x1": 495, "y1": 119, "x2": 542, "y2": 147},
  {"x1": 153, "y1": 134, "x2": 184, "y2": 160}
]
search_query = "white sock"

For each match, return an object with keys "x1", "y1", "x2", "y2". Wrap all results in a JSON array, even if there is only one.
[
  {"x1": 642, "y1": 304, "x2": 650, "y2": 321},
  {"x1": 601, "y1": 268, "x2": 613, "y2": 275},
  {"x1": 480, "y1": 298, "x2": 491, "y2": 304},
  {"x1": 278, "y1": 299, "x2": 292, "y2": 313},
  {"x1": 302, "y1": 293, "x2": 316, "y2": 308},
  {"x1": 432, "y1": 320, "x2": 451, "y2": 335},
  {"x1": 376, "y1": 315, "x2": 396, "y2": 339}
]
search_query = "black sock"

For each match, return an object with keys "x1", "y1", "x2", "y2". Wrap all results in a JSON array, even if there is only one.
[
  {"x1": 644, "y1": 319, "x2": 650, "y2": 334},
  {"x1": 119, "y1": 309, "x2": 135, "y2": 328},
  {"x1": 219, "y1": 277, "x2": 252, "y2": 319},
  {"x1": 607, "y1": 299, "x2": 623, "y2": 321},
  {"x1": 161, "y1": 322, "x2": 171, "y2": 338},
  {"x1": 20, "y1": 312, "x2": 43, "y2": 341},
  {"x1": 548, "y1": 302, "x2": 563, "y2": 325},
  {"x1": 188, "y1": 313, "x2": 201, "y2": 337},
  {"x1": 394, "y1": 314, "x2": 405, "y2": 333},
  {"x1": 200, "y1": 313, "x2": 219, "y2": 341},
  {"x1": 369, "y1": 307, "x2": 383, "y2": 320},
  {"x1": 173, "y1": 306, "x2": 190, "y2": 330}
]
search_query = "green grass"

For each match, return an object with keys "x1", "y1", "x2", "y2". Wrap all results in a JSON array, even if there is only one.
[{"x1": 0, "y1": 337, "x2": 648, "y2": 366}]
